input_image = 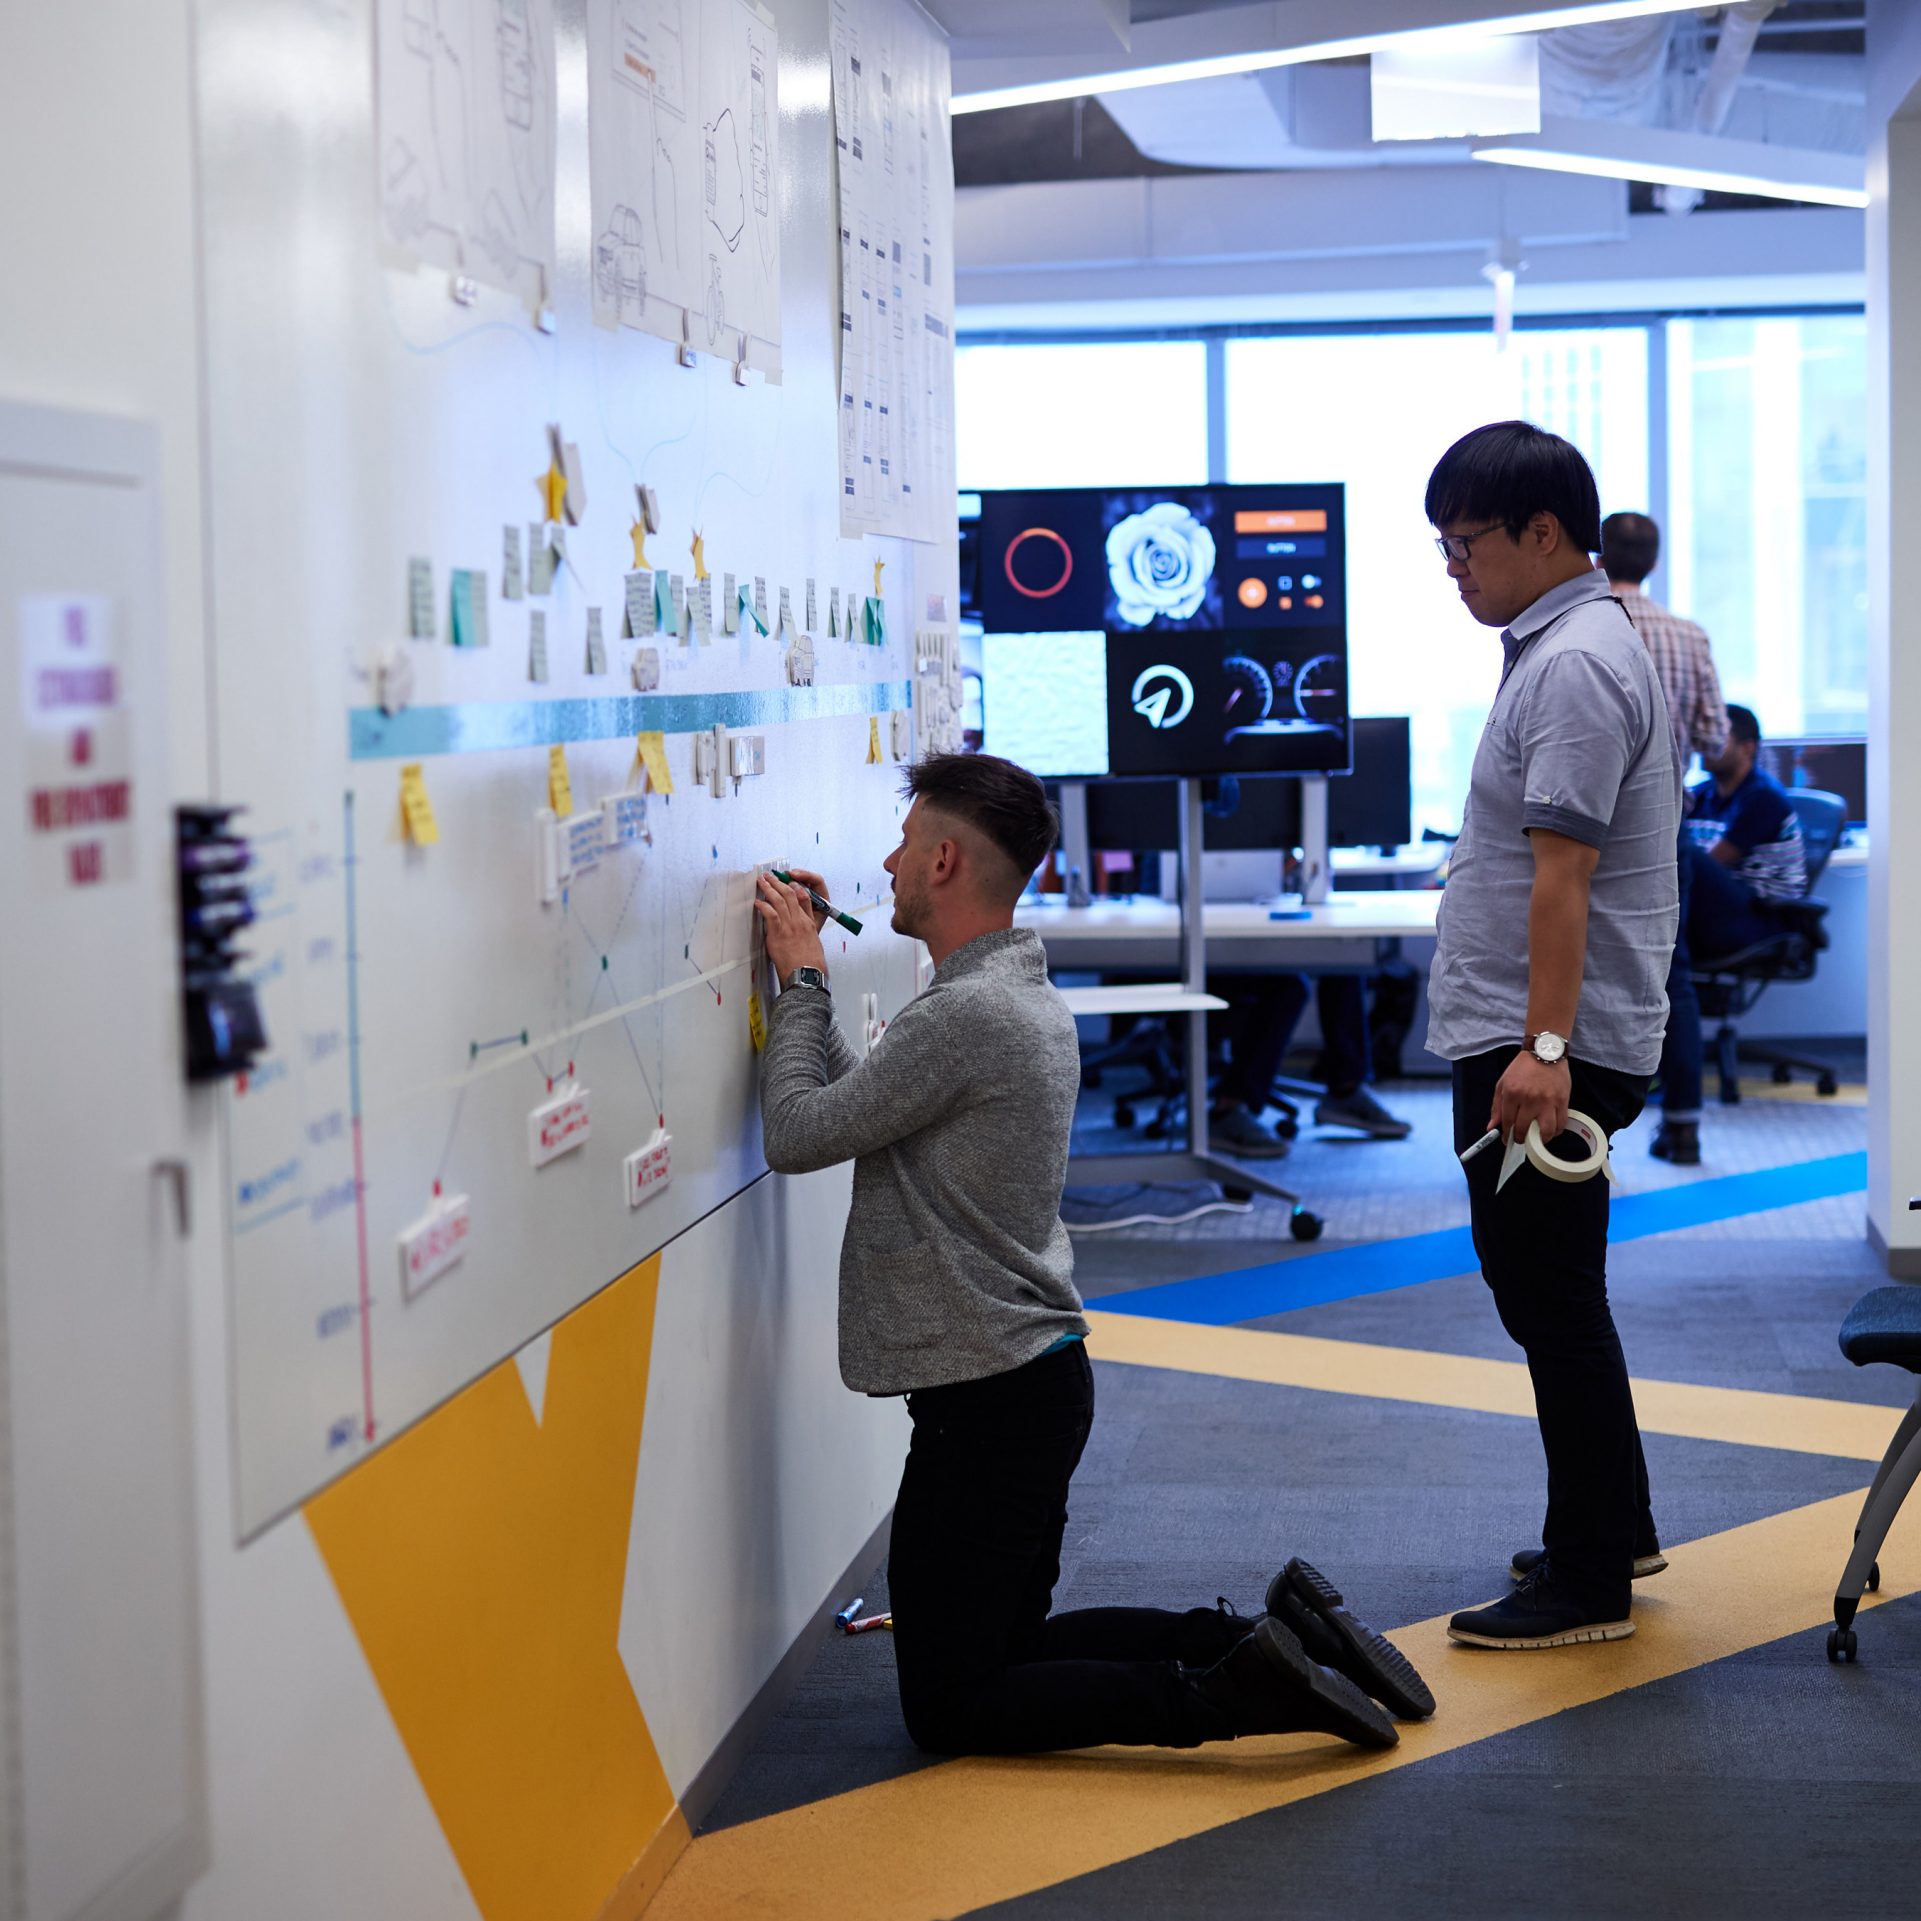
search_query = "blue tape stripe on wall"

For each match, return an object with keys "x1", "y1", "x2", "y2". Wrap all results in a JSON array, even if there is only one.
[
  {"x1": 1087, "y1": 1151, "x2": 1868, "y2": 1327},
  {"x1": 349, "y1": 680, "x2": 912, "y2": 760}
]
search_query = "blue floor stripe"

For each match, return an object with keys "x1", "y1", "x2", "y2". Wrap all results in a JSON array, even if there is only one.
[{"x1": 1086, "y1": 1151, "x2": 1867, "y2": 1328}]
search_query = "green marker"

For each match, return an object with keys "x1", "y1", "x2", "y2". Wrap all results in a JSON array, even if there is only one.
[{"x1": 772, "y1": 869, "x2": 863, "y2": 937}]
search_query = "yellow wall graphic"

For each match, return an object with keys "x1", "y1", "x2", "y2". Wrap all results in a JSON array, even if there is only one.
[{"x1": 306, "y1": 1255, "x2": 686, "y2": 1921}]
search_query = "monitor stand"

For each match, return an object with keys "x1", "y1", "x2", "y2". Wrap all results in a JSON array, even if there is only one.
[{"x1": 1065, "y1": 777, "x2": 1308, "y2": 1220}]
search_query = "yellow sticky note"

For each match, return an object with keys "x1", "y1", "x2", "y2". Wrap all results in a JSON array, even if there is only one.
[
  {"x1": 873, "y1": 558, "x2": 886, "y2": 597},
  {"x1": 866, "y1": 716, "x2": 883, "y2": 764},
  {"x1": 691, "y1": 529, "x2": 710, "y2": 581},
  {"x1": 540, "y1": 459, "x2": 568, "y2": 524},
  {"x1": 636, "y1": 731, "x2": 674, "y2": 795},
  {"x1": 548, "y1": 744, "x2": 574, "y2": 818},
  {"x1": 631, "y1": 522, "x2": 651, "y2": 569},
  {"x1": 400, "y1": 763, "x2": 440, "y2": 846},
  {"x1": 748, "y1": 990, "x2": 767, "y2": 1053}
]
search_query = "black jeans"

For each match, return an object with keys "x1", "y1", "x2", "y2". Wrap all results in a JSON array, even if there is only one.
[
  {"x1": 888, "y1": 1343, "x2": 1237, "y2": 1754},
  {"x1": 1453, "y1": 1048, "x2": 1656, "y2": 1607},
  {"x1": 1214, "y1": 973, "x2": 1372, "y2": 1108}
]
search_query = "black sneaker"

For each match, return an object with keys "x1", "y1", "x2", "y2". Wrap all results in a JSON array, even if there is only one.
[
  {"x1": 1650, "y1": 1121, "x2": 1700, "y2": 1165},
  {"x1": 1264, "y1": 1558, "x2": 1435, "y2": 1719},
  {"x1": 1313, "y1": 1087, "x2": 1414, "y2": 1140},
  {"x1": 1209, "y1": 1103, "x2": 1292, "y2": 1159},
  {"x1": 1448, "y1": 1565, "x2": 1633, "y2": 1650},
  {"x1": 1193, "y1": 1616, "x2": 1398, "y2": 1748},
  {"x1": 1509, "y1": 1546, "x2": 1667, "y2": 1583}
]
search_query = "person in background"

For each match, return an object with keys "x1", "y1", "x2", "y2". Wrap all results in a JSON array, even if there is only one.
[
  {"x1": 1600, "y1": 511, "x2": 1729, "y2": 1167},
  {"x1": 1424, "y1": 421, "x2": 1680, "y2": 1650},
  {"x1": 755, "y1": 751, "x2": 1433, "y2": 1756},
  {"x1": 1209, "y1": 975, "x2": 1413, "y2": 1157},
  {"x1": 1652, "y1": 704, "x2": 1808, "y2": 1144}
]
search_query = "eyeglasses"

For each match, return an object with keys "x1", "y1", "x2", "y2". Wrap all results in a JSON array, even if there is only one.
[{"x1": 1433, "y1": 520, "x2": 1508, "y2": 564}]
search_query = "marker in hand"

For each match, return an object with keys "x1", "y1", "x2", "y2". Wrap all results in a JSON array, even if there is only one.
[
  {"x1": 1459, "y1": 1126, "x2": 1502, "y2": 1166},
  {"x1": 771, "y1": 869, "x2": 863, "y2": 937}
]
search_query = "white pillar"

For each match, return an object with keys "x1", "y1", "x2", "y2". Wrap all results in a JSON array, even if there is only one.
[{"x1": 1866, "y1": 5, "x2": 1921, "y2": 1273}]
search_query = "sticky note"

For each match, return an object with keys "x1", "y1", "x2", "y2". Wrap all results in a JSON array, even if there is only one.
[
  {"x1": 806, "y1": 579, "x2": 818, "y2": 631},
  {"x1": 691, "y1": 529, "x2": 710, "y2": 580},
  {"x1": 671, "y1": 574, "x2": 688, "y2": 637},
  {"x1": 528, "y1": 610, "x2": 549, "y2": 682},
  {"x1": 635, "y1": 731, "x2": 674, "y2": 795},
  {"x1": 739, "y1": 584, "x2": 767, "y2": 636},
  {"x1": 631, "y1": 521, "x2": 651, "y2": 569},
  {"x1": 528, "y1": 525, "x2": 556, "y2": 595},
  {"x1": 548, "y1": 743, "x2": 574, "y2": 817},
  {"x1": 502, "y1": 524, "x2": 525, "y2": 600},
  {"x1": 625, "y1": 570, "x2": 653, "y2": 639},
  {"x1": 585, "y1": 607, "x2": 606, "y2": 675},
  {"x1": 559, "y1": 439, "x2": 586, "y2": 524},
  {"x1": 866, "y1": 716, "x2": 883, "y2": 764},
  {"x1": 864, "y1": 596, "x2": 885, "y2": 647},
  {"x1": 828, "y1": 586, "x2": 840, "y2": 638},
  {"x1": 748, "y1": 990, "x2": 767, "y2": 1053},
  {"x1": 873, "y1": 558, "x2": 886, "y2": 597},
  {"x1": 778, "y1": 585, "x2": 794, "y2": 636},
  {"x1": 408, "y1": 558, "x2": 436, "y2": 638},
  {"x1": 753, "y1": 576, "x2": 769, "y2": 630},
  {"x1": 655, "y1": 570, "x2": 679, "y2": 636},
  {"x1": 400, "y1": 763, "x2": 439, "y2": 845},
  {"x1": 540, "y1": 458, "x2": 567, "y2": 524},
  {"x1": 450, "y1": 570, "x2": 490, "y2": 647},
  {"x1": 722, "y1": 572, "x2": 739, "y2": 634}
]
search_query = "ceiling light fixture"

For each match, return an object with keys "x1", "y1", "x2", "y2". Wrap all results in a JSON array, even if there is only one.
[
  {"x1": 1471, "y1": 136, "x2": 1868, "y2": 209},
  {"x1": 950, "y1": 0, "x2": 1721, "y2": 116}
]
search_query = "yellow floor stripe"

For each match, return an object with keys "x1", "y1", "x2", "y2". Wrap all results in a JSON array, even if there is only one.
[
  {"x1": 1734, "y1": 1078, "x2": 1866, "y2": 1107},
  {"x1": 1083, "y1": 1311, "x2": 1903, "y2": 1462},
  {"x1": 652, "y1": 1491, "x2": 1918, "y2": 1921}
]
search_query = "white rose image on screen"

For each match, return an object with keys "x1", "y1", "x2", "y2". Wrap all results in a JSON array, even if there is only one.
[{"x1": 1106, "y1": 503, "x2": 1217, "y2": 626}]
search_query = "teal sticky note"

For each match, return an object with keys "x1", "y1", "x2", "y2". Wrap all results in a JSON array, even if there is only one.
[
  {"x1": 655, "y1": 569, "x2": 679, "y2": 636},
  {"x1": 451, "y1": 569, "x2": 490, "y2": 647},
  {"x1": 739, "y1": 584, "x2": 767, "y2": 636},
  {"x1": 864, "y1": 596, "x2": 885, "y2": 646}
]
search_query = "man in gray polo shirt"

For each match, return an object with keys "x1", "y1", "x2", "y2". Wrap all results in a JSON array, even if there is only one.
[{"x1": 1424, "y1": 422, "x2": 1681, "y2": 1650}]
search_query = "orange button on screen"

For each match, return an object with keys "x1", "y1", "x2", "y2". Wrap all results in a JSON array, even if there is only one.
[
  {"x1": 1305, "y1": 593, "x2": 1325, "y2": 610},
  {"x1": 1237, "y1": 577, "x2": 1268, "y2": 609},
  {"x1": 1277, "y1": 595, "x2": 1294, "y2": 611},
  {"x1": 1233, "y1": 509, "x2": 1329, "y2": 534}
]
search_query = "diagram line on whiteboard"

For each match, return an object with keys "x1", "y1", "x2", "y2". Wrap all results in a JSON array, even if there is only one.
[
  {"x1": 348, "y1": 679, "x2": 911, "y2": 761},
  {"x1": 343, "y1": 791, "x2": 376, "y2": 1444}
]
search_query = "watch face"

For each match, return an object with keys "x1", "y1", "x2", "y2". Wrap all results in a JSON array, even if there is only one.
[{"x1": 1535, "y1": 1033, "x2": 1566, "y2": 1063}]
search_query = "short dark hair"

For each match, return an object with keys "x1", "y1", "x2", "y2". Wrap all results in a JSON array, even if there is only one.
[
  {"x1": 903, "y1": 752, "x2": 1059, "y2": 884},
  {"x1": 1424, "y1": 421, "x2": 1602, "y2": 554},
  {"x1": 1725, "y1": 703, "x2": 1761, "y2": 747},
  {"x1": 1599, "y1": 512, "x2": 1660, "y2": 585}
]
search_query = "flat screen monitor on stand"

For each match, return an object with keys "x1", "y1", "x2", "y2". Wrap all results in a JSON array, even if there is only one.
[{"x1": 965, "y1": 481, "x2": 1350, "y2": 1210}]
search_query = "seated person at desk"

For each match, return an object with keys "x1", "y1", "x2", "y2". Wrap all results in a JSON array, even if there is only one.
[
  {"x1": 755, "y1": 751, "x2": 1432, "y2": 1755},
  {"x1": 1652, "y1": 704, "x2": 1807, "y2": 1163},
  {"x1": 1210, "y1": 975, "x2": 1414, "y2": 1157}
]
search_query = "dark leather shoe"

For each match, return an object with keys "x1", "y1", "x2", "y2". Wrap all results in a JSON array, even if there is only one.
[
  {"x1": 1449, "y1": 1566, "x2": 1633, "y2": 1649},
  {"x1": 1192, "y1": 1616, "x2": 1398, "y2": 1748},
  {"x1": 1265, "y1": 1558, "x2": 1435, "y2": 1719},
  {"x1": 1510, "y1": 1546, "x2": 1667, "y2": 1583},
  {"x1": 1650, "y1": 1121, "x2": 1700, "y2": 1165}
]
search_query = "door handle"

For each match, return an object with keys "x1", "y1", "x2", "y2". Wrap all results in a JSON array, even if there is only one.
[{"x1": 152, "y1": 1158, "x2": 190, "y2": 1239}]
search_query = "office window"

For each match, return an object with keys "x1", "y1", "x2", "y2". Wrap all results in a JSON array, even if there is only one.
[
  {"x1": 1666, "y1": 314, "x2": 1867, "y2": 739},
  {"x1": 956, "y1": 340, "x2": 1209, "y2": 488},
  {"x1": 1226, "y1": 326, "x2": 1649, "y2": 835}
]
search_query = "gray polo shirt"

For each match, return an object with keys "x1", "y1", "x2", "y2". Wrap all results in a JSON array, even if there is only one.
[{"x1": 1426, "y1": 570, "x2": 1681, "y2": 1076}]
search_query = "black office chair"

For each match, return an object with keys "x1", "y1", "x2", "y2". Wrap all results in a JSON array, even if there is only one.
[
  {"x1": 1826, "y1": 1246, "x2": 1921, "y2": 1662},
  {"x1": 1690, "y1": 788, "x2": 1848, "y2": 1104},
  {"x1": 1079, "y1": 1015, "x2": 1184, "y2": 1131}
]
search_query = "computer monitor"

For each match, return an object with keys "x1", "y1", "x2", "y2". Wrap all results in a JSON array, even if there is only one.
[
  {"x1": 1758, "y1": 736, "x2": 1866, "y2": 827},
  {"x1": 1329, "y1": 717, "x2": 1413, "y2": 850},
  {"x1": 1082, "y1": 775, "x2": 1304, "y2": 855},
  {"x1": 966, "y1": 482, "x2": 1350, "y2": 781}
]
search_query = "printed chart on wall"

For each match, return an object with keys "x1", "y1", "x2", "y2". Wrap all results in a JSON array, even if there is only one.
[
  {"x1": 376, "y1": 0, "x2": 559, "y2": 307},
  {"x1": 200, "y1": 0, "x2": 956, "y2": 1535},
  {"x1": 586, "y1": 0, "x2": 783, "y2": 376},
  {"x1": 832, "y1": 0, "x2": 955, "y2": 543}
]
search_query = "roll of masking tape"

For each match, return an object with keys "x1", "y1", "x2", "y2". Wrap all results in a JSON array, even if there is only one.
[{"x1": 1496, "y1": 1109, "x2": 1613, "y2": 1193}]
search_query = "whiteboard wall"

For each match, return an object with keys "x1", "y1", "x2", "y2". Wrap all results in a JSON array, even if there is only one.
[{"x1": 196, "y1": 0, "x2": 954, "y2": 1536}]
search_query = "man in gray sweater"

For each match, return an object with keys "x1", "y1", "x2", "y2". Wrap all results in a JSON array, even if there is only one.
[{"x1": 755, "y1": 751, "x2": 1431, "y2": 1755}]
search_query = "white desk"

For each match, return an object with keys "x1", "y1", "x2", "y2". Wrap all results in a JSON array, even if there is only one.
[
  {"x1": 1330, "y1": 843, "x2": 1450, "y2": 884},
  {"x1": 1017, "y1": 891, "x2": 1441, "y2": 974}
]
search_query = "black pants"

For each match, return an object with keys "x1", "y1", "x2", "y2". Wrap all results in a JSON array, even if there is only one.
[
  {"x1": 888, "y1": 1343, "x2": 1237, "y2": 1754},
  {"x1": 1452, "y1": 1048, "x2": 1656, "y2": 1607},
  {"x1": 1214, "y1": 973, "x2": 1372, "y2": 1108}
]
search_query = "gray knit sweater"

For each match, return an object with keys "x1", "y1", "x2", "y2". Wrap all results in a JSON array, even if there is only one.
[{"x1": 760, "y1": 926, "x2": 1088, "y2": 1394}]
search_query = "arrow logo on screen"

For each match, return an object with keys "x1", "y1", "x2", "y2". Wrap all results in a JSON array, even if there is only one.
[{"x1": 1130, "y1": 665, "x2": 1194, "y2": 731}]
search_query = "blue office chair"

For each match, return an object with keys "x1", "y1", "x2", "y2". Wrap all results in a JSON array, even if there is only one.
[
  {"x1": 1690, "y1": 788, "x2": 1849, "y2": 1104},
  {"x1": 1827, "y1": 1244, "x2": 1921, "y2": 1662}
]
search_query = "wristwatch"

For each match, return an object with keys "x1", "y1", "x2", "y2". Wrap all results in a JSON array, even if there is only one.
[
  {"x1": 784, "y1": 965, "x2": 830, "y2": 996},
  {"x1": 1525, "y1": 1029, "x2": 1569, "y2": 1066}
]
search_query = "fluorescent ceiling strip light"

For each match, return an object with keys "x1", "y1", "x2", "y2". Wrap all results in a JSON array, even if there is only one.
[
  {"x1": 951, "y1": 0, "x2": 1715, "y2": 115},
  {"x1": 1471, "y1": 144, "x2": 1869, "y2": 209}
]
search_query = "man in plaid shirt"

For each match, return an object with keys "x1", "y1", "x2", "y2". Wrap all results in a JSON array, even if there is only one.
[{"x1": 1600, "y1": 512, "x2": 1729, "y2": 1165}]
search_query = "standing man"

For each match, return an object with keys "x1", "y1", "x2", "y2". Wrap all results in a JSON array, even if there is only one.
[
  {"x1": 754, "y1": 752, "x2": 1431, "y2": 1754},
  {"x1": 1600, "y1": 511, "x2": 1729, "y2": 1166},
  {"x1": 1424, "y1": 424, "x2": 1681, "y2": 1650}
]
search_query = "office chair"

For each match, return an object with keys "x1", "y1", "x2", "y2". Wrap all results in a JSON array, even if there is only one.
[
  {"x1": 1826, "y1": 1236, "x2": 1921, "y2": 1662},
  {"x1": 1690, "y1": 788, "x2": 1848, "y2": 1104},
  {"x1": 1079, "y1": 1015, "x2": 1184, "y2": 1131}
]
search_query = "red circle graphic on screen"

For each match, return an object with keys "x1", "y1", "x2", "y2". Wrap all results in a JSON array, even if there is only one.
[{"x1": 1004, "y1": 527, "x2": 1075, "y2": 599}]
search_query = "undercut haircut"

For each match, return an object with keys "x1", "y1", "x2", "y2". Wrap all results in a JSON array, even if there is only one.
[
  {"x1": 1599, "y1": 512, "x2": 1661, "y2": 586},
  {"x1": 903, "y1": 752, "x2": 1059, "y2": 888},
  {"x1": 1424, "y1": 420, "x2": 1603, "y2": 555},
  {"x1": 1725, "y1": 703, "x2": 1761, "y2": 747}
]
